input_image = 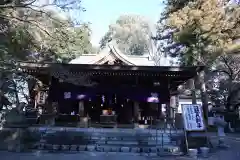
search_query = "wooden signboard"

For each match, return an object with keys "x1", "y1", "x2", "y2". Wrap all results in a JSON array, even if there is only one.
[{"x1": 181, "y1": 104, "x2": 209, "y2": 152}]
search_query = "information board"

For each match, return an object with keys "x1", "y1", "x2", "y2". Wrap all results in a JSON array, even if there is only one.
[{"x1": 181, "y1": 104, "x2": 205, "y2": 131}]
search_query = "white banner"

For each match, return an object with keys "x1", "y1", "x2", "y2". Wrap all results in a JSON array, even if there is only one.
[
  {"x1": 181, "y1": 104, "x2": 205, "y2": 131},
  {"x1": 37, "y1": 91, "x2": 47, "y2": 105}
]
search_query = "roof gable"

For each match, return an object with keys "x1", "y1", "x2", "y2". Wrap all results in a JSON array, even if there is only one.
[{"x1": 69, "y1": 41, "x2": 155, "y2": 66}]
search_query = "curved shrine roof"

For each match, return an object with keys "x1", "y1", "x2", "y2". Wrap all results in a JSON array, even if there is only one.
[{"x1": 69, "y1": 41, "x2": 169, "y2": 66}]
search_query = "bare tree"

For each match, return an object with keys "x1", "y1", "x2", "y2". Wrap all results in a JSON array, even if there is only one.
[{"x1": 207, "y1": 54, "x2": 240, "y2": 109}]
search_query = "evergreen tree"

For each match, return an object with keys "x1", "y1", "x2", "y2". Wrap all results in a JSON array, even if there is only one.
[{"x1": 156, "y1": 0, "x2": 240, "y2": 119}]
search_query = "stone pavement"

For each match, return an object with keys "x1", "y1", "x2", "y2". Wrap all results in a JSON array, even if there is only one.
[
  {"x1": 0, "y1": 151, "x2": 181, "y2": 160},
  {"x1": 1, "y1": 134, "x2": 240, "y2": 160},
  {"x1": 172, "y1": 133, "x2": 240, "y2": 160},
  {"x1": 205, "y1": 134, "x2": 240, "y2": 160}
]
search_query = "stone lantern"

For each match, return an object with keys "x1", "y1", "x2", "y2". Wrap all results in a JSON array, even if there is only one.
[{"x1": 212, "y1": 107, "x2": 229, "y2": 148}]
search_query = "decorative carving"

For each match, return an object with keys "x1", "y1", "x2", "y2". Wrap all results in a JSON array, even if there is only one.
[
  {"x1": 103, "y1": 59, "x2": 124, "y2": 65},
  {"x1": 92, "y1": 43, "x2": 134, "y2": 65},
  {"x1": 50, "y1": 65, "x2": 97, "y2": 87},
  {"x1": 107, "y1": 60, "x2": 114, "y2": 65}
]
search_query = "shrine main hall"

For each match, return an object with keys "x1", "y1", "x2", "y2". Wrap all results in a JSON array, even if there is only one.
[{"x1": 20, "y1": 42, "x2": 203, "y2": 128}]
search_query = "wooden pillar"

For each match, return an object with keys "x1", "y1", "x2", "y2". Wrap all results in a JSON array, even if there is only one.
[
  {"x1": 166, "y1": 103, "x2": 171, "y2": 118},
  {"x1": 78, "y1": 100, "x2": 89, "y2": 127},
  {"x1": 149, "y1": 103, "x2": 157, "y2": 119},
  {"x1": 157, "y1": 103, "x2": 162, "y2": 119},
  {"x1": 170, "y1": 95, "x2": 177, "y2": 119},
  {"x1": 78, "y1": 101, "x2": 84, "y2": 116},
  {"x1": 49, "y1": 102, "x2": 57, "y2": 126},
  {"x1": 133, "y1": 101, "x2": 140, "y2": 124}
]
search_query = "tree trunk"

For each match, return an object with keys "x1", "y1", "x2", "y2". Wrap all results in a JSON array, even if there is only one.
[
  {"x1": 198, "y1": 70, "x2": 209, "y2": 121},
  {"x1": 190, "y1": 78, "x2": 197, "y2": 104},
  {"x1": 13, "y1": 81, "x2": 20, "y2": 106}
]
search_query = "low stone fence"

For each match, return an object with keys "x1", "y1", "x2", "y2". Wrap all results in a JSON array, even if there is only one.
[
  {"x1": 0, "y1": 128, "x2": 41, "y2": 151},
  {"x1": 0, "y1": 127, "x2": 184, "y2": 155}
]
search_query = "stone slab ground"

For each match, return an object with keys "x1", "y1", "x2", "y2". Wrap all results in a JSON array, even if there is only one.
[{"x1": 1, "y1": 133, "x2": 240, "y2": 160}]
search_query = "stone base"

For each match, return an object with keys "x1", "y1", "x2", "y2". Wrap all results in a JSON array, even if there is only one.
[
  {"x1": 7, "y1": 143, "x2": 16, "y2": 152},
  {"x1": 70, "y1": 145, "x2": 78, "y2": 151},
  {"x1": 78, "y1": 145, "x2": 86, "y2": 151},
  {"x1": 138, "y1": 125, "x2": 149, "y2": 129},
  {"x1": 45, "y1": 118, "x2": 55, "y2": 126},
  {"x1": 218, "y1": 139, "x2": 230, "y2": 148},
  {"x1": 121, "y1": 147, "x2": 130, "y2": 152},
  {"x1": 143, "y1": 147, "x2": 150, "y2": 153},
  {"x1": 103, "y1": 146, "x2": 112, "y2": 152},
  {"x1": 78, "y1": 117, "x2": 89, "y2": 128},
  {"x1": 45, "y1": 144, "x2": 53, "y2": 150},
  {"x1": 131, "y1": 147, "x2": 140, "y2": 153},
  {"x1": 38, "y1": 143, "x2": 45, "y2": 150},
  {"x1": 150, "y1": 147, "x2": 157, "y2": 153},
  {"x1": 62, "y1": 145, "x2": 70, "y2": 150},
  {"x1": 111, "y1": 146, "x2": 119, "y2": 152},
  {"x1": 134, "y1": 123, "x2": 139, "y2": 128},
  {"x1": 96, "y1": 145, "x2": 104, "y2": 152},
  {"x1": 53, "y1": 144, "x2": 60, "y2": 150},
  {"x1": 87, "y1": 145, "x2": 95, "y2": 151}
]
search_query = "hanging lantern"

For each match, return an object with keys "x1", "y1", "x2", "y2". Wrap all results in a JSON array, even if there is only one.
[
  {"x1": 102, "y1": 95, "x2": 105, "y2": 103},
  {"x1": 64, "y1": 92, "x2": 71, "y2": 99}
]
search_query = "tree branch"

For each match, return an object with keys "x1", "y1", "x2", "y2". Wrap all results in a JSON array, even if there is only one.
[
  {"x1": 25, "y1": 6, "x2": 71, "y2": 26},
  {"x1": 0, "y1": 13, "x2": 54, "y2": 38},
  {"x1": 233, "y1": 68, "x2": 240, "y2": 80},
  {"x1": 0, "y1": 8, "x2": 72, "y2": 46},
  {"x1": 220, "y1": 55, "x2": 234, "y2": 79},
  {"x1": 210, "y1": 69, "x2": 232, "y2": 79},
  {"x1": 0, "y1": 0, "x2": 37, "y2": 8}
]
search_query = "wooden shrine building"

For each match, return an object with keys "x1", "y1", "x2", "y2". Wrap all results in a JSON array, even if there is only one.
[{"x1": 18, "y1": 42, "x2": 204, "y2": 128}]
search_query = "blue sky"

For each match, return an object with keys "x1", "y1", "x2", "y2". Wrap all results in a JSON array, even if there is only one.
[{"x1": 79, "y1": 0, "x2": 164, "y2": 46}]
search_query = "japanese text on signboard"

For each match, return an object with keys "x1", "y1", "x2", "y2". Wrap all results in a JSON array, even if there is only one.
[{"x1": 181, "y1": 104, "x2": 205, "y2": 131}]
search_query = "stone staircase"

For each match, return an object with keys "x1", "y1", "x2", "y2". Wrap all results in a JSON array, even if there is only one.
[{"x1": 29, "y1": 127, "x2": 184, "y2": 155}]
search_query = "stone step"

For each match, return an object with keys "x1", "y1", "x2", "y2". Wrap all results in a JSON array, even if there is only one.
[
  {"x1": 40, "y1": 129, "x2": 179, "y2": 134},
  {"x1": 42, "y1": 139, "x2": 172, "y2": 145},
  {"x1": 29, "y1": 127, "x2": 183, "y2": 132},
  {"x1": 95, "y1": 140, "x2": 172, "y2": 144},
  {"x1": 89, "y1": 133, "x2": 172, "y2": 137},
  {"x1": 43, "y1": 133, "x2": 172, "y2": 139},
  {"x1": 89, "y1": 136, "x2": 171, "y2": 140},
  {"x1": 85, "y1": 132, "x2": 175, "y2": 135},
  {"x1": 43, "y1": 137, "x2": 173, "y2": 146},
  {"x1": 35, "y1": 143, "x2": 182, "y2": 155},
  {"x1": 37, "y1": 141, "x2": 179, "y2": 150},
  {"x1": 40, "y1": 130, "x2": 181, "y2": 136}
]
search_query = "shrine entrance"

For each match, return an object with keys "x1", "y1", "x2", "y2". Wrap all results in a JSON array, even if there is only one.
[
  {"x1": 71, "y1": 97, "x2": 158, "y2": 127},
  {"x1": 53, "y1": 80, "x2": 161, "y2": 128},
  {"x1": 83, "y1": 96, "x2": 136, "y2": 126}
]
